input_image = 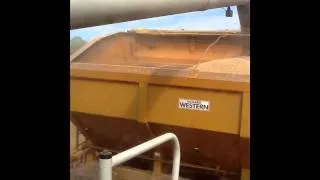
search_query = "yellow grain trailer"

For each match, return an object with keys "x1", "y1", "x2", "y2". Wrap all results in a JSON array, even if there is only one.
[{"x1": 70, "y1": 29, "x2": 250, "y2": 180}]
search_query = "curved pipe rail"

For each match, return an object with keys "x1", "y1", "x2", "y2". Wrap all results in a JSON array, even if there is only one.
[{"x1": 99, "y1": 133, "x2": 181, "y2": 180}]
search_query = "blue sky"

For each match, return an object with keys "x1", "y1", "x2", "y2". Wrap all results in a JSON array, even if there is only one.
[{"x1": 70, "y1": 6, "x2": 240, "y2": 42}]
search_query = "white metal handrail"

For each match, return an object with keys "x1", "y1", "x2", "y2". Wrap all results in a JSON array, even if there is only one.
[{"x1": 99, "y1": 133, "x2": 181, "y2": 180}]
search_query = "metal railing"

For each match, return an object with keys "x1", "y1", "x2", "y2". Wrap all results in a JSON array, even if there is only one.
[{"x1": 99, "y1": 133, "x2": 181, "y2": 180}]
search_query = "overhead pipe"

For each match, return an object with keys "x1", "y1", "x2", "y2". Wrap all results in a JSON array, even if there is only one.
[
  {"x1": 70, "y1": 0, "x2": 250, "y2": 29},
  {"x1": 237, "y1": 3, "x2": 250, "y2": 33}
]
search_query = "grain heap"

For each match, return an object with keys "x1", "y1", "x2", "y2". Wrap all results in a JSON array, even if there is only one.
[{"x1": 190, "y1": 56, "x2": 250, "y2": 76}]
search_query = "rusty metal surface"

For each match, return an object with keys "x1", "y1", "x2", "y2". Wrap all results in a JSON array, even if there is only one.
[{"x1": 71, "y1": 112, "x2": 249, "y2": 176}]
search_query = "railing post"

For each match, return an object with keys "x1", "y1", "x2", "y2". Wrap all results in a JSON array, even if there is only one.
[{"x1": 99, "y1": 151, "x2": 113, "y2": 180}]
